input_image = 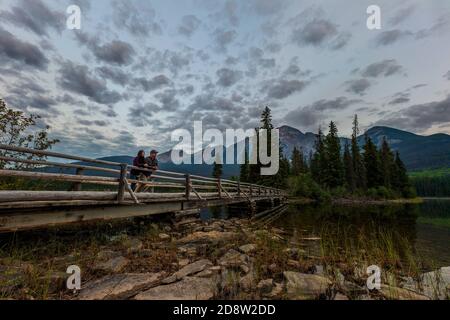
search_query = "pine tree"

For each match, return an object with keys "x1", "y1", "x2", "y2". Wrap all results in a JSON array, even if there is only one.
[
  {"x1": 212, "y1": 161, "x2": 223, "y2": 179},
  {"x1": 363, "y1": 135, "x2": 381, "y2": 189},
  {"x1": 239, "y1": 149, "x2": 250, "y2": 182},
  {"x1": 324, "y1": 121, "x2": 343, "y2": 188},
  {"x1": 379, "y1": 137, "x2": 394, "y2": 188},
  {"x1": 392, "y1": 151, "x2": 410, "y2": 196},
  {"x1": 343, "y1": 142, "x2": 355, "y2": 191},
  {"x1": 291, "y1": 147, "x2": 304, "y2": 176},
  {"x1": 351, "y1": 115, "x2": 366, "y2": 190},
  {"x1": 311, "y1": 128, "x2": 326, "y2": 185}
]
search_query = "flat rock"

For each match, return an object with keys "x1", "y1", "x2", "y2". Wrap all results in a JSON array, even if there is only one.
[
  {"x1": 162, "y1": 259, "x2": 213, "y2": 284},
  {"x1": 283, "y1": 271, "x2": 331, "y2": 300},
  {"x1": 239, "y1": 244, "x2": 257, "y2": 254},
  {"x1": 334, "y1": 293, "x2": 349, "y2": 300},
  {"x1": 94, "y1": 256, "x2": 129, "y2": 273},
  {"x1": 380, "y1": 285, "x2": 430, "y2": 300},
  {"x1": 79, "y1": 272, "x2": 165, "y2": 300},
  {"x1": 239, "y1": 272, "x2": 255, "y2": 292},
  {"x1": 177, "y1": 231, "x2": 236, "y2": 244},
  {"x1": 39, "y1": 271, "x2": 67, "y2": 293},
  {"x1": 218, "y1": 249, "x2": 249, "y2": 268},
  {"x1": 96, "y1": 250, "x2": 122, "y2": 261},
  {"x1": 264, "y1": 282, "x2": 283, "y2": 299},
  {"x1": 134, "y1": 276, "x2": 215, "y2": 300},
  {"x1": 257, "y1": 279, "x2": 274, "y2": 294},
  {"x1": 420, "y1": 267, "x2": 450, "y2": 299}
]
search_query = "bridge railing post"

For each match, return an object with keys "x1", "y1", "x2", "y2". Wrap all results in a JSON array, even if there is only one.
[
  {"x1": 117, "y1": 163, "x2": 128, "y2": 203},
  {"x1": 217, "y1": 178, "x2": 222, "y2": 198},
  {"x1": 185, "y1": 174, "x2": 191, "y2": 200},
  {"x1": 237, "y1": 179, "x2": 241, "y2": 197},
  {"x1": 71, "y1": 168, "x2": 84, "y2": 191}
]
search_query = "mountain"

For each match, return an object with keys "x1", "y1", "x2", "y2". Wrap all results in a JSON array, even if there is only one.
[
  {"x1": 279, "y1": 125, "x2": 450, "y2": 171},
  {"x1": 38, "y1": 126, "x2": 450, "y2": 178},
  {"x1": 361, "y1": 126, "x2": 450, "y2": 171}
]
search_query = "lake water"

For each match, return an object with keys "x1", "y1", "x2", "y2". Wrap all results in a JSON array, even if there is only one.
[{"x1": 269, "y1": 199, "x2": 450, "y2": 269}]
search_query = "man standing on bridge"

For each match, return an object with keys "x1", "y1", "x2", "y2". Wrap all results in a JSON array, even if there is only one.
[{"x1": 135, "y1": 150, "x2": 159, "y2": 193}]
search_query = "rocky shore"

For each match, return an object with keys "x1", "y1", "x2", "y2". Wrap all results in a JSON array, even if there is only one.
[{"x1": 0, "y1": 216, "x2": 448, "y2": 300}]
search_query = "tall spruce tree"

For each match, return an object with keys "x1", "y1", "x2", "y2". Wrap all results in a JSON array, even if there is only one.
[
  {"x1": 239, "y1": 149, "x2": 250, "y2": 182},
  {"x1": 379, "y1": 137, "x2": 394, "y2": 188},
  {"x1": 343, "y1": 142, "x2": 355, "y2": 191},
  {"x1": 363, "y1": 135, "x2": 381, "y2": 189},
  {"x1": 311, "y1": 128, "x2": 326, "y2": 185},
  {"x1": 351, "y1": 115, "x2": 366, "y2": 190},
  {"x1": 212, "y1": 161, "x2": 223, "y2": 179},
  {"x1": 324, "y1": 121, "x2": 344, "y2": 188},
  {"x1": 291, "y1": 147, "x2": 304, "y2": 176},
  {"x1": 392, "y1": 151, "x2": 410, "y2": 195}
]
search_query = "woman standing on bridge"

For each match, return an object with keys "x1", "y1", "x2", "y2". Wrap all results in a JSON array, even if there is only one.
[{"x1": 130, "y1": 150, "x2": 149, "y2": 191}]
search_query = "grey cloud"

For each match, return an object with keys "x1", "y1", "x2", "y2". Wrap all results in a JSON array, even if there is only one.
[
  {"x1": 388, "y1": 92, "x2": 410, "y2": 105},
  {"x1": 112, "y1": 1, "x2": 161, "y2": 37},
  {"x1": 57, "y1": 61, "x2": 122, "y2": 105},
  {"x1": 224, "y1": 0, "x2": 239, "y2": 26},
  {"x1": 375, "y1": 30, "x2": 412, "y2": 46},
  {"x1": 77, "y1": 119, "x2": 110, "y2": 127},
  {"x1": 76, "y1": 33, "x2": 135, "y2": 66},
  {"x1": 155, "y1": 89, "x2": 180, "y2": 112},
  {"x1": 216, "y1": 68, "x2": 243, "y2": 87},
  {"x1": 213, "y1": 28, "x2": 237, "y2": 52},
  {"x1": 416, "y1": 14, "x2": 450, "y2": 39},
  {"x1": 329, "y1": 32, "x2": 351, "y2": 50},
  {"x1": 309, "y1": 97, "x2": 361, "y2": 112},
  {"x1": 140, "y1": 49, "x2": 192, "y2": 75},
  {"x1": 104, "y1": 106, "x2": 118, "y2": 118},
  {"x1": 361, "y1": 60, "x2": 404, "y2": 78},
  {"x1": 345, "y1": 79, "x2": 371, "y2": 95},
  {"x1": 250, "y1": 0, "x2": 284, "y2": 16},
  {"x1": 4, "y1": 92, "x2": 58, "y2": 113},
  {"x1": 131, "y1": 75, "x2": 171, "y2": 92},
  {"x1": 444, "y1": 71, "x2": 450, "y2": 80},
  {"x1": 292, "y1": 19, "x2": 338, "y2": 47},
  {"x1": 376, "y1": 95, "x2": 450, "y2": 132},
  {"x1": 0, "y1": 0, "x2": 64, "y2": 37},
  {"x1": 283, "y1": 97, "x2": 361, "y2": 130},
  {"x1": 128, "y1": 102, "x2": 161, "y2": 127},
  {"x1": 96, "y1": 66, "x2": 130, "y2": 86},
  {"x1": 389, "y1": 5, "x2": 415, "y2": 26},
  {"x1": 0, "y1": 27, "x2": 49, "y2": 70},
  {"x1": 178, "y1": 15, "x2": 201, "y2": 37},
  {"x1": 263, "y1": 80, "x2": 309, "y2": 100}
]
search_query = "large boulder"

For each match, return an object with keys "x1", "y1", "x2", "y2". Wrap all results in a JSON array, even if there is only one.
[
  {"x1": 78, "y1": 272, "x2": 165, "y2": 300},
  {"x1": 218, "y1": 249, "x2": 249, "y2": 268},
  {"x1": 93, "y1": 256, "x2": 129, "y2": 273},
  {"x1": 162, "y1": 259, "x2": 213, "y2": 284},
  {"x1": 420, "y1": 267, "x2": 450, "y2": 299},
  {"x1": 380, "y1": 285, "x2": 430, "y2": 300},
  {"x1": 134, "y1": 276, "x2": 215, "y2": 300},
  {"x1": 283, "y1": 271, "x2": 331, "y2": 300},
  {"x1": 177, "y1": 231, "x2": 237, "y2": 244}
]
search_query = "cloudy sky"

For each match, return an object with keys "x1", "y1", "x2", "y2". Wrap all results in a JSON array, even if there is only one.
[{"x1": 1, "y1": 0, "x2": 450, "y2": 158}]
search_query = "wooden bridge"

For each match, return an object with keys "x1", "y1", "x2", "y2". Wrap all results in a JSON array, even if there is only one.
[{"x1": 0, "y1": 144, "x2": 287, "y2": 232}]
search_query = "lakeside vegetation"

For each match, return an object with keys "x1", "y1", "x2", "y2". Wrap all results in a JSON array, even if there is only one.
[
  {"x1": 239, "y1": 107, "x2": 416, "y2": 202},
  {"x1": 409, "y1": 168, "x2": 450, "y2": 197}
]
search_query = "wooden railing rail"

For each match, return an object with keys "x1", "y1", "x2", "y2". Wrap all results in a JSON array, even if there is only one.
[{"x1": 0, "y1": 144, "x2": 287, "y2": 204}]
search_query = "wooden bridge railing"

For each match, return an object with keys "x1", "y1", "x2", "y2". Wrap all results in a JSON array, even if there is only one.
[{"x1": 0, "y1": 144, "x2": 286, "y2": 206}]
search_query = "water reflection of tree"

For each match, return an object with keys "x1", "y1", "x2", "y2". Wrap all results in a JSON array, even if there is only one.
[{"x1": 276, "y1": 204, "x2": 424, "y2": 271}]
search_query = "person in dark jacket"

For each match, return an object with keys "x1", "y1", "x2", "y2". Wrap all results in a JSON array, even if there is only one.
[{"x1": 130, "y1": 150, "x2": 148, "y2": 191}]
